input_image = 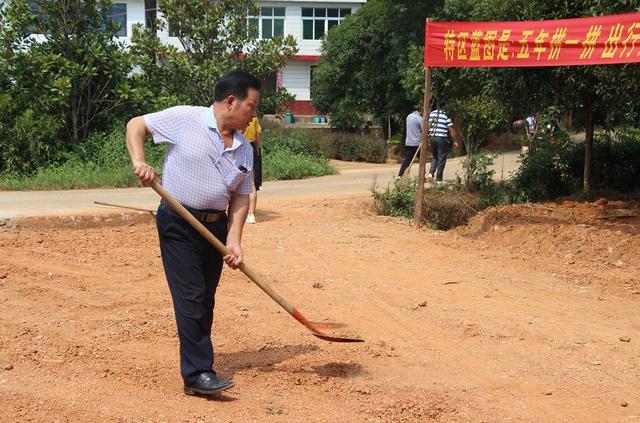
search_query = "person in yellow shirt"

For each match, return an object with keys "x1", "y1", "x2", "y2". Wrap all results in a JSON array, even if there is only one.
[{"x1": 243, "y1": 116, "x2": 262, "y2": 223}]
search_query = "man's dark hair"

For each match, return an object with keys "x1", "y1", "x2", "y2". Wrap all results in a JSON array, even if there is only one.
[
  {"x1": 214, "y1": 70, "x2": 261, "y2": 102},
  {"x1": 435, "y1": 98, "x2": 447, "y2": 109}
]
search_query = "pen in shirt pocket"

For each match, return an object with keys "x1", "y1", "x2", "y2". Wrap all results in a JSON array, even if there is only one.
[{"x1": 238, "y1": 165, "x2": 248, "y2": 173}]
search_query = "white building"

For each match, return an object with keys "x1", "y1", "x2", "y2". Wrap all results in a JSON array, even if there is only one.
[{"x1": 109, "y1": 0, "x2": 366, "y2": 115}]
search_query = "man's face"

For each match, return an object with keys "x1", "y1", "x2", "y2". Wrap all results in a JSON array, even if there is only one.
[{"x1": 231, "y1": 88, "x2": 260, "y2": 129}]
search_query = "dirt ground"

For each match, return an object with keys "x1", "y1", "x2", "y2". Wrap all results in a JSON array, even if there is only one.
[{"x1": 0, "y1": 195, "x2": 639, "y2": 422}]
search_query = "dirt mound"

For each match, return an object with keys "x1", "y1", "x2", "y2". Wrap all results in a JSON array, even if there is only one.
[{"x1": 454, "y1": 199, "x2": 640, "y2": 296}]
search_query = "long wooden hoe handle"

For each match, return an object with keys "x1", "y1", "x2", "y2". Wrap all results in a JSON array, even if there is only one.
[
  {"x1": 151, "y1": 180, "x2": 364, "y2": 343},
  {"x1": 151, "y1": 181, "x2": 299, "y2": 316}
]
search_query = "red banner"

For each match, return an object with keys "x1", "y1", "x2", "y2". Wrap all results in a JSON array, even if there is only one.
[{"x1": 424, "y1": 13, "x2": 640, "y2": 67}]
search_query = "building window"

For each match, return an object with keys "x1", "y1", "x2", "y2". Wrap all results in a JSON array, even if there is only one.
[
  {"x1": 302, "y1": 8, "x2": 350, "y2": 40},
  {"x1": 108, "y1": 3, "x2": 127, "y2": 37},
  {"x1": 248, "y1": 7, "x2": 285, "y2": 39},
  {"x1": 144, "y1": 0, "x2": 157, "y2": 33},
  {"x1": 310, "y1": 65, "x2": 317, "y2": 96}
]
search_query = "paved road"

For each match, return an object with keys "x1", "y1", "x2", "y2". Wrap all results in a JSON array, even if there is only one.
[{"x1": 0, "y1": 151, "x2": 521, "y2": 218}]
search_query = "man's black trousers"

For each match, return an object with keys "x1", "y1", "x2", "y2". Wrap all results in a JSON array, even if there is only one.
[
  {"x1": 429, "y1": 136, "x2": 451, "y2": 181},
  {"x1": 155, "y1": 202, "x2": 227, "y2": 385},
  {"x1": 398, "y1": 145, "x2": 420, "y2": 177}
]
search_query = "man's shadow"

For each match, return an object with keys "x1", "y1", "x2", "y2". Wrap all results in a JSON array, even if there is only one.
[{"x1": 195, "y1": 344, "x2": 367, "y2": 401}]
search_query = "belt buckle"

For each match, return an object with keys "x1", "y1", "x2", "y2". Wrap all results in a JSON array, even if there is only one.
[{"x1": 203, "y1": 213, "x2": 219, "y2": 223}]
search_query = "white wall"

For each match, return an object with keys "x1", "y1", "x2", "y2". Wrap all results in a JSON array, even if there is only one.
[
  {"x1": 258, "y1": 1, "x2": 364, "y2": 56},
  {"x1": 117, "y1": 0, "x2": 182, "y2": 48},
  {"x1": 118, "y1": 0, "x2": 143, "y2": 41}
]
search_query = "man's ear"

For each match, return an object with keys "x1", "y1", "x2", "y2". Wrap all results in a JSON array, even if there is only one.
[{"x1": 225, "y1": 95, "x2": 236, "y2": 111}]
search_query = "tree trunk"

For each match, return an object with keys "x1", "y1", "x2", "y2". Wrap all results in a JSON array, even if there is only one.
[
  {"x1": 70, "y1": 82, "x2": 79, "y2": 146},
  {"x1": 583, "y1": 94, "x2": 594, "y2": 200}
]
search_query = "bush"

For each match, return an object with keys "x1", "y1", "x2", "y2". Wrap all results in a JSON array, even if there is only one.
[
  {"x1": 262, "y1": 129, "x2": 332, "y2": 159},
  {"x1": 332, "y1": 133, "x2": 387, "y2": 163},
  {"x1": 0, "y1": 107, "x2": 64, "y2": 174},
  {"x1": 509, "y1": 138, "x2": 573, "y2": 202},
  {"x1": 421, "y1": 185, "x2": 481, "y2": 230},
  {"x1": 0, "y1": 125, "x2": 166, "y2": 190},
  {"x1": 463, "y1": 152, "x2": 496, "y2": 193},
  {"x1": 371, "y1": 177, "x2": 417, "y2": 218},
  {"x1": 262, "y1": 149, "x2": 336, "y2": 180},
  {"x1": 372, "y1": 178, "x2": 481, "y2": 230},
  {"x1": 509, "y1": 128, "x2": 640, "y2": 201},
  {"x1": 563, "y1": 130, "x2": 640, "y2": 193},
  {"x1": 73, "y1": 125, "x2": 166, "y2": 169},
  {"x1": 261, "y1": 123, "x2": 386, "y2": 164},
  {"x1": 260, "y1": 126, "x2": 336, "y2": 180},
  {"x1": 0, "y1": 161, "x2": 138, "y2": 190}
]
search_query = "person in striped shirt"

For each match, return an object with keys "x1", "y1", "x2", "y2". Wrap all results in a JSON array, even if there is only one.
[
  {"x1": 126, "y1": 70, "x2": 260, "y2": 396},
  {"x1": 428, "y1": 99, "x2": 459, "y2": 183}
]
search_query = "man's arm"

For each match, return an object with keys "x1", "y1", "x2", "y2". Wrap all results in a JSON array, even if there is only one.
[
  {"x1": 448, "y1": 125, "x2": 460, "y2": 149},
  {"x1": 224, "y1": 192, "x2": 250, "y2": 269},
  {"x1": 126, "y1": 116, "x2": 156, "y2": 186},
  {"x1": 255, "y1": 131, "x2": 261, "y2": 153}
]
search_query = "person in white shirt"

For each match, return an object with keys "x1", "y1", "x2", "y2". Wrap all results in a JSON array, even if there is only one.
[{"x1": 397, "y1": 108, "x2": 423, "y2": 177}]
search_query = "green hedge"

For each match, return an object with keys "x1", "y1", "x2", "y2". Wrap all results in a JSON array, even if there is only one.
[
  {"x1": 510, "y1": 129, "x2": 640, "y2": 201},
  {"x1": 263, "y1": 149, "x2": 337, "y2": 180},
  {"x1": 261, "y1": 121, "x2": 387, "y2": 163}
]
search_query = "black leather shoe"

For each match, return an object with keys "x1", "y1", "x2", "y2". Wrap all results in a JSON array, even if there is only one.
[{"x1": 184, "y1": 372, "x2": 235, "y2": 395}]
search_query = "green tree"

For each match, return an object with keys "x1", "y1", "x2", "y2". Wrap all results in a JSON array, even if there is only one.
[
  {"x1": 130, "y1": 0, "x2": 298, "y2": 107},
  {"x1": 312, "y1": 0, "x2": 443, "y2": 131},
  {"x1": 0, "y1": 0, "x2": 137, "y2": 173}
]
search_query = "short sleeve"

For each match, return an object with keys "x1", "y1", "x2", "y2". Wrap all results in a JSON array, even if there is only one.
[
  {"x1": 445, "y1": 114, "x2": 453, "y2": 126},
  {"x1": 256, "y1": 118, "x2": 262, "y2": 133},
  {"x1": 143, "y1": 106, "x2": 191, "y2": 145}
]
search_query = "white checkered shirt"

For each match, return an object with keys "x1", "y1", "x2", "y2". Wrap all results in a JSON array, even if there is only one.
[{"x1": 144, "y1": 106, "x2": 254, "y2": 210}]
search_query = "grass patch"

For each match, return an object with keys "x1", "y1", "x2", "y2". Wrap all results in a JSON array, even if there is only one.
[
  {"x1": 263, "y1": 149, "x2": 337, "y2": 180},
  {"x1": 0, "y1": 161, "x2": 139, "y2": 190}
]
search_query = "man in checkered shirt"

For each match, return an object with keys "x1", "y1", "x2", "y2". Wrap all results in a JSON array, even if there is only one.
[{"x1": 125, "y1": 70, "x2": 260, "y2": 396}]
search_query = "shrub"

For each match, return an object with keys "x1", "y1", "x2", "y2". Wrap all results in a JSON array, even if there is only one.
[
  {"x1": 372, "y1": 178, "x2": 481, "y2": 230},
  {"x1": 261, "y1": 123, "x2": 386, "y2": 164},
  {"x1": 262, "y1": 129, "x2": 331, "y2": 159},
  {"x1": 332, "y1": 133, "x2": 387, "y2": 163},
  {"x1": 509, "y1": 138, "x2": 573, "y2": 202},
  {"x1": 0, "y1": 107, "x2": 63, "y2": 174},
  {"x1": 262, "y1": 149, "x2": 336, "y2": 180},
  {"x1": 0, "y1": 125, "x2": 166, "y2": 190},
  {"x1": 72, "y1": 124, "x2": 167, "y2": 170},
  {"x1": 371, "y1": 177, "x2": 417, "y2": 218},
  {"x1": 563, "y1": 131, "x2": 640, "y2": 193},
  {"x1": 509, "y1": 128, "x2": 640, "y2": 201},
  {"x1": 421, "y1": 185, "x2": 481, "y2": 230},
  {"x1": 463, "y1": 152, "x2": 496, "y2": 193}
]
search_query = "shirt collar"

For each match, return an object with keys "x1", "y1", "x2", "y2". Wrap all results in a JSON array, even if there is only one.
[{"x1": 207, "y1": 106, "x2": 242, "y2": 151}]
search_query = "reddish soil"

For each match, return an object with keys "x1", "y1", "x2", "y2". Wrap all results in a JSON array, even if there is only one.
[{"x1": 0, "y1": 197, "x2": 639, "y2": 422}]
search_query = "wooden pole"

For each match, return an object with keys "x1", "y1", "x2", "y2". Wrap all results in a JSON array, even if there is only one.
[{"x1": 413, "y1": 64, "x2": 431, "y2": 226}]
